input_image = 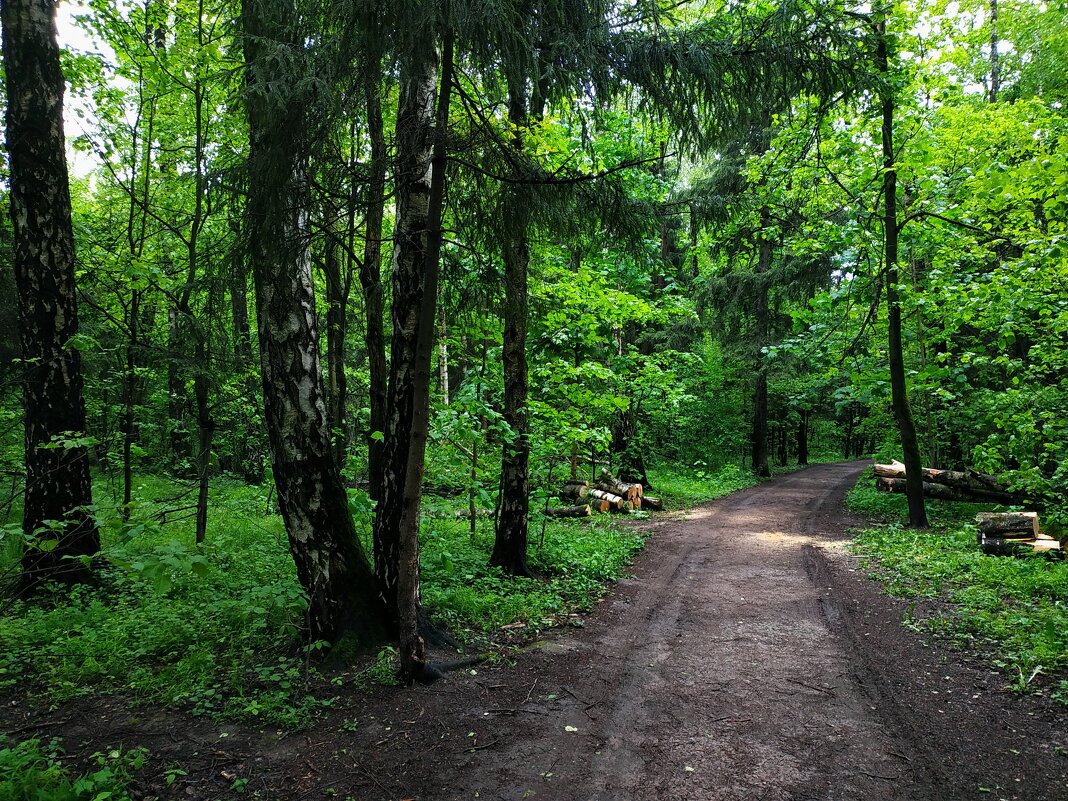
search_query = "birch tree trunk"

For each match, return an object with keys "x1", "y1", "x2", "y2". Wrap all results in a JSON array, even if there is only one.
[
  {"x1": 243, "y1": 0, "x2": 384, "y2": 644},
  {"x1": 374, "y1": 19, "x2": 453, "y2": 682},
  {"x1": 3, "y1": 0, "x2": 100, "y2": 590}
]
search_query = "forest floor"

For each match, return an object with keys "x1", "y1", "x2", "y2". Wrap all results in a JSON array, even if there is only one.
[{"x1": 5, "y1": 461, "x2": 1068, "y2": 800}]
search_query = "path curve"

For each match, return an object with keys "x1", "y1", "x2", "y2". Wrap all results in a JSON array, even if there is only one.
[{"x1": 416, "y1": 460, "x2": 1065, "y2": 801}]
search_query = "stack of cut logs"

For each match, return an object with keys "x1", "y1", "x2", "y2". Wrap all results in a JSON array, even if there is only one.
[
  {"x1": 976, "y1": 512, "x2": 1062, "y2": 556},
  {"x1": 545, "y1": 470, "x2": 664, "y2": 518},
  {"x1": 873, "y1": 459, "x2": 1023, "y2": 505}
]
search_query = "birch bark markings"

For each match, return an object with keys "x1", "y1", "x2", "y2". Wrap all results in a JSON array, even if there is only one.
[
  {"x1": 373, "y1": 12, "x2": 457, "y2": 681},
  {"x1": 2, "y1": 0, "x2": 101, "y2": 588},
  {"x1": 243, "y1": 0, "x2": 383, "y2": 643}
]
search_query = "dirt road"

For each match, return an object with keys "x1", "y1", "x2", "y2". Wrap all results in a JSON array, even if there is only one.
[
  {"x1": 395, "y1": 461, "x2": 1067, "y2": 801},
  {"x1": 11, "y1": 462, "x2": 1067, "y2": 800}
]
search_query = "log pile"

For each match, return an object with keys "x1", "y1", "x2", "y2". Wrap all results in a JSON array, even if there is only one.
[
  {"x1": 975, "y1": 512, "x2": 1061, "y2": 556},
  {"x1": 555, "y1": 470, "x2": 663, "y2": 514},
  {"x1": 873, "y1": 460, "x2": 1023, "y2": 505}
]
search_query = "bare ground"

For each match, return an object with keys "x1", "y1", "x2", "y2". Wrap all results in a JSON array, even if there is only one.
[{"x1": 4, "y1": 461, "x2": 1068, "y2": 800}]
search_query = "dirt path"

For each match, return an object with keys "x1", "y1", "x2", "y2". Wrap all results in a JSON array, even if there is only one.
[{"x1": 6, "y1": 462, "x2": 1067, "y2": 800}]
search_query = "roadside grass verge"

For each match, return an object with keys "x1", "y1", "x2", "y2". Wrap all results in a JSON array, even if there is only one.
[
  {"x1": 646, "y1": 463, "x2": 756, "y2": 506},
  {"x1": 847, "y1": 475, "x2": 1068, "y2": 703}
]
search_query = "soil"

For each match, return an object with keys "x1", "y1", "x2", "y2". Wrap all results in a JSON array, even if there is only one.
[{"x1": 4, "y1": 461, "x2": 1068, "y2": 800}]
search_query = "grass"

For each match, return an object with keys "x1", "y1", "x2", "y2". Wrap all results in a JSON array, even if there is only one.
[
  {"x1": 0, "y1": 461, "x2": 758, "y2": 728},
  {"x1": 0, "y1": 736, "x2": 147, "y2": 801},
  {"x1": 646, "y1": 462, "x2": 756, "y2": 506},
  {"x1": 846, "y1": 474, "x2": 1068, "y2": 703}
]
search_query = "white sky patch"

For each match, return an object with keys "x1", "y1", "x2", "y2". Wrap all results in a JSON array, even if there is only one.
[{"x1": 58, "y1": 0, "x2": 119, "y2": 178}]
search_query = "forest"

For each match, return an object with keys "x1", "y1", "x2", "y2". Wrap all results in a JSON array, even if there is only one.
[{"x1": 1, "y1": 0, "x2": 1067, "y2": 796}]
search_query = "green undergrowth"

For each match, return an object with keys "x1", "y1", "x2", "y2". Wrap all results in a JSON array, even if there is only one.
[
  {"x1": 0, "y1": 464, "x2": 747, "y2": 727},
  {"x1": 0, "y1": 463, "x2": 761, "y2": 726},
  {"x1": 0, "y1": 476, "x2": 322, "y2": 726},
  {"x1": 645, "y1": 462, "x2": 756, "y2": 506},
  {"x1": 419, "y1": 507, "x2": 646, "y2": 638},
  {"x1": 0, "y1": 736, "x2": 147, "y2": 801},
  {"x1": 846, "y1": 474, "x2": 1068, "y2": 703}
]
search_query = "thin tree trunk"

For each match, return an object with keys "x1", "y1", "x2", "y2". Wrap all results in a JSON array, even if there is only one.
[
  {"x1": 166, "y1": 305, "x2": 189, "y2": 461},
  {"x1": 186, "y1": 16, "x2": 214, "y2": 544},
  {"x1": 988, "y1": 0, "x2": 1000, "y2": 104},
  {"x1": 437, "y1": 284, "x2": 449, "y2": 405},
  {"x1": 751, "y1": 212, "x2": 772, "y2": 478},
  {"x1": 324, "y1": 232, "x2": 349, "y2": 467},
  {"x1": 360, "y1": 67, "x2": 388, "y2": 502},
  {"x1": 797, "y1": 409, "x2": 809, "y2": 465},
  {"x1": 3, "y1": 0, "x2": 100, "y2": 589},
  {"x1": 193, "y1": 336, "x2": 213, "y2": 544},
  {"x1": 491, "y1": 78, "x2": 534, "y2": 579},
  {"x1": 878, "y1": 15, "x2": 927, "y2": 529},
  {"x1": 612, "y1": 405, "x2": 649, "y2": 486},
  {"x1": 243, "y1": 0, "x2": 384, "y2": 644},
  {"x1": 229, "y1": 229, "x2": 263, "y2": 483},
  {"x1": 121, "y1": 290, "x2": 140, "y2": 522}
]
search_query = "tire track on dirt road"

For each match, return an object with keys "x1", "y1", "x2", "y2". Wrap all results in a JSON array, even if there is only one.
[{"x1": 452, "y1": 461, "x2": 929, "y2": 801}]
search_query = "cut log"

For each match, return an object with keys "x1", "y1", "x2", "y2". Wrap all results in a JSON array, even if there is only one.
[
  {"x1": 875, "y1": 476, "x2": 1017, "y2": 505},
  {"x1": 978, "y1": 534, "x2": 1032, "y2": 556},
  {"x1": 641, "y1": 495, "x2": 664, "y2": 511},
  {"x1": 588, "y1": 499, "x2": 611, "y2": 513},
  {"x1": 623, "y1": 499, "x2": 641, "y2": 511},
  {"x1": 596, "y1": 469, "x2": 641, "y2": 501},
  {"x1": 979, "y1": 533, "x2": 1062, "y2": 556},
  {"x1": 874, "y1": 461, "x2": 1021, "y2": 502},
  {"x1": 588, "y1": 488, "x2": 624, "y2": 510},
  {"x1": 560, "y1": 483, "x2": 589, "y2": 501},
  {"x1": 872, "y1": 459, "x2": 908, "y2": 477},
  {"x1": 544, "y1": 504, "x2": 592, "y2": 518},
  {"x1": 975, "y1": 512, "x2": 1039, "y2": 538},
  {"x1": 455, "y1": 508, "x2": 494, "y2": 518}
]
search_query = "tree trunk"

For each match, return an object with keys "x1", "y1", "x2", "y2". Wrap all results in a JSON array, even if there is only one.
[
  {"x1": 751, "y1": 211, "x2": 772, "y2": 478},
  {"x1": 120, "y1": 290, "x2": 141, "y2": 522},
  {"x1": 988, "y1": 0, "x2": 1000, "y2": 104},
  {"x1": 3, "y1": 0, "x2": 100, "y2": 589},
  {"x1": 193, "y1": 337, "x2": 213, "y2": 545},
  {"x1": 975, "y1": 512, "x2": 1038, "y2": 538},
  {"x1": 229, "y1": 230, "x2": 263, "y2": 483},
  {"x1": 878, "y1": 16, "x2": 928, "y2": 529},
  {"x1": 360, "y1": 63, "x2": 388, "y2": 503},
  {"x1": 374, "y1": 22, "x2": 453, "y2": 682},
  {"x1": 491, "y1": 78, "x2": 534, "y2": 579},
  {"x1": 797, "y1": 409, "x2": 809, "y2": 465},
  {"x1": 544, "y1": 505, "x2": 591, "y2": 519},
  {"x1": 323, "y1": 232, "x2": 349, "y2": 467},
  {"x1": 243, "y1": 0, "x2": 384, "y2": 645},
  {"x1": 166, "y1": 304, "x2": 189, "y2": 461}
]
